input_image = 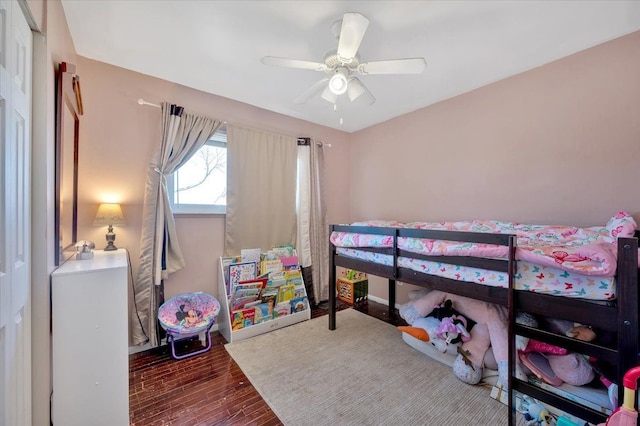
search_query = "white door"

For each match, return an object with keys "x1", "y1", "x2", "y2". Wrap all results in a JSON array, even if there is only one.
[{"x1": 0, "y1": 1, "x2": 32, "y2": 425}]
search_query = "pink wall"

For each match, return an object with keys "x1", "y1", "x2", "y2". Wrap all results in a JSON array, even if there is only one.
[
  {"x1": 350, "y1": 31, "x2": 640, "y2": 302},
  {"x1": 74, "y1": 58, "x2": 351, "y2": 309},
  {"x1": 72, "y1": 30, "x2": 639, "y2": 339}
]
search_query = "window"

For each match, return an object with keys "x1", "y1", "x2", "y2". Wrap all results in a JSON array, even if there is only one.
[{"x1": 168, "y1": 129, "x2": 227, "y2": 214}]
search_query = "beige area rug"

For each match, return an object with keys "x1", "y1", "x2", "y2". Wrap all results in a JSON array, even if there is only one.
[{"x1": 225, "y1": 309, "x2": 519, "y2": 426}]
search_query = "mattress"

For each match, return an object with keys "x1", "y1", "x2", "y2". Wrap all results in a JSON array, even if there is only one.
[
  {"x1": 331, "y1": 211, "x2": 638, "y2": 277},
  {"x1": 331, "y1": 212, "x2": 638, "y2": 301},
  {"x1": 336, "y1": 247, "x2": 616, "y2": 301}
]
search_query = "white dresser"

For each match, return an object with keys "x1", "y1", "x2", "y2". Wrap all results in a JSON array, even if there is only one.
[{"x1": 51, "y1": 249, "x2": 129, "y2": 426}]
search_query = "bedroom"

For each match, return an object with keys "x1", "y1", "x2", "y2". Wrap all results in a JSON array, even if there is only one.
[{"x1": 3, "y1": 0, "x2": 640, "y2": 425}]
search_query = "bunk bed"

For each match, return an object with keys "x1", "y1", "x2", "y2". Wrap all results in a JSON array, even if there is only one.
[{"x1": 328, "y1": 214, "x2": 639, "y2": 426}]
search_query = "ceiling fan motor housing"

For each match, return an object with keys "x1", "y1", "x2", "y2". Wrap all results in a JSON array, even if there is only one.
[{"x1": 323, "y1": 49, "x2": 360, "y2": 70}]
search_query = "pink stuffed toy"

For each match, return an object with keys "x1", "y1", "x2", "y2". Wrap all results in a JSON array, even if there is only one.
[
  {"x1": 399, "y1": 288, "x2": 526, "y2": 388},
  {"x1": 437, "y1": 316, "x2": 472, "y2": 344},
  {"x1": 547, "y1": 353, "x2": 594, "y2": 386}
]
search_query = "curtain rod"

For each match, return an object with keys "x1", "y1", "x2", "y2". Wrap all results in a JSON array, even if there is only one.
[
  {"x1": 138, "y1": 99, "x2": 330, "y2": 147},
  {"x1": 137, "y1": 98, "x2": 161, "y2": 108},
  {"x1": 298, "y1": 137, "x2": 332, "y2": 148}
]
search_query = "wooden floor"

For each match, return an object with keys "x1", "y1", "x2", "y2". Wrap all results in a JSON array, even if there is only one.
[{"x1": 129, "y1": 301, "x2": 404, "y2": 426}]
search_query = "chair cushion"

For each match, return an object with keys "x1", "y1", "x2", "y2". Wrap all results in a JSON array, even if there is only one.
[{"x1": 158, "y1": 293, "x2": 220, "y2": 335}]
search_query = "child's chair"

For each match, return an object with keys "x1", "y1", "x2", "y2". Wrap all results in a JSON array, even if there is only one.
[{"x1": 158, "y1": 292, "x2": 220, "y2": 360}]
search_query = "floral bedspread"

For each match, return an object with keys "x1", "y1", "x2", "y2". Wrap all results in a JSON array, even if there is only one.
[{"x1": 330, "y1": 212, "x2": 637, "y2": 277}]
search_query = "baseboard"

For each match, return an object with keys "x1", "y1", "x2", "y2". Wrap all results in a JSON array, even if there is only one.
[{"x1": 366, "y1": 294, "x2": 401, "y2": 310}]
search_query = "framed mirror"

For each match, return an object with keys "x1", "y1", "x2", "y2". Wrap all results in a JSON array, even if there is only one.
[{"x1": 55, "y1": 62, "x2": 83, "y2": 266}]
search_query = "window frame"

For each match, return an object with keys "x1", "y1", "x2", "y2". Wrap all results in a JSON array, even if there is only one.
[{"x1": 168, "y1": 130, "x2": 227, "y2": 215}]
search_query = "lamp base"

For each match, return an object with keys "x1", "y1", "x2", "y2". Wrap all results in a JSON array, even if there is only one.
[{"x1": 104, "y1": 225, "x2": 118, "y2": 251}]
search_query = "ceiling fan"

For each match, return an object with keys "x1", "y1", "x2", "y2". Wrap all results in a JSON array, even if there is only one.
[{"x1": 261, "y1": 12, "x2": 426, "y2": 106}]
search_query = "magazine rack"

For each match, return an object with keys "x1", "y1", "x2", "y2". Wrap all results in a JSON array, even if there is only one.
[{"x1": 218, "y1": 256, "x2": 311, "y2": 343}]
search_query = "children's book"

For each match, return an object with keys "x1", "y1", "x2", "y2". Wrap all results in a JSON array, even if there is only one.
[
  {"x1": 230, "y1": 288, "x2": 261, "y2": 303},
  {"x1": 269, "y1": 270, "x2": 286, "y2": 281},
  {"x1": 284, "y1": 269, "x2": 302, "y2": 280},
  {"x1": 236, "y1": 277, "x2": 268, "y2": 291},
  {"x1": 228, "y1": 261, "x2": 257, "y2": 292},
  {"x1": 294, "y1": 285, "x2": 306, "y2": 298},
  {"x1": 243, "y1": 300, "x2": 262, "y2": 309},
  {"x1": 290, "y1": 296, "x2": 308, "y2": 313},
  {"x1": 261, "y1": 259, "x2": 283, "y2": 276},
  {"x1": 241, "y1": 248, "x2": 262, "y2": 264},
  {"x1": 261, "y1": 291, "x2": 278, "y2": 307},
  {"x1": 278, "y1": 284, "x2": 296, "y2": 303},
  {"x1": 231, "y1": 308, "x2": 255, "y2": 330},
  {"x1": 263, "y1": 246, "x2": 294, "y2": 260},
  {"x1": 286, "y1": 274, "x2": 303, "y2": 287},
  {"x1": 280, "y1": 256, "x2": 299, "y2": 270},
  {"x1": 267, "y1": 275, "x2": 286, "y2": 289},
  {"x1": 222, "y1": 256, "x2": 242, "y2": 293},
  {"x1": 274, "y1": 301, "x2": 291, "y2": 318},
  {"x1": 253, "y1": 302, "x2": 273, "y2": 324},
  {"x1": 230, "y1": 295, "x2": 259, "y2": 311}
]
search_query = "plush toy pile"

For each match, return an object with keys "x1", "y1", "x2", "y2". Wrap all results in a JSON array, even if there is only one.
[
  {"x1": 397, "y1": 287, "x2": 610, "y2": 395},
  {"x1": 398, "y1": 288, "x2": 528, "y2": 388}
]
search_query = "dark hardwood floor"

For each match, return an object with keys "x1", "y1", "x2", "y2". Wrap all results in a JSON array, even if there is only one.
[{"x1": 129, "y1": 301, "x2": 405, "y2": 426}]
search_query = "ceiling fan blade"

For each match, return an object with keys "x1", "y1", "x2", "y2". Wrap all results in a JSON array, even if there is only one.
[
  {"x1": 358, "y1": 58, "x2": 426, "y2": 75},
  {"x1": 261, "y1": 56, "x2": 329, "y2": 72},
  {"x1": 294, "y1": 78, "x2": 330, "y2": 104},
  {"x1": 347, "y1": 78, "x2": 375, "y2": 105},
  {"x1": 337, "y1": 12, "x2": 369, "y2": 60},
  {"x1": 320, "y1": 85, "x2": 338, "y2": 104}
]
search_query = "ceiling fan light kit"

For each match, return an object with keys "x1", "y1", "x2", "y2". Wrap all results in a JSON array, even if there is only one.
[
  {"x1": 329, "y1": 68, "x2": 349, "y2": 95},
  {"x1": 321, "y1": 85, "x2": 338, "y2": 104},
  {"x1": 262, "y1": 12, "x2": 426, "y2": 106},
  {"x1": 346, "y1": 78, "x2": 366, "y2": 102}
]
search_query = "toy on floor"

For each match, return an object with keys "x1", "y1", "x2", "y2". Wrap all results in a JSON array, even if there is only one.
[
  {"x1": 398, "y1": 288, "x2": 527, "y2": 388},
  {"x1": 518, "y1": 396, "x2": 553, "y2": 426},
  {"x1": 433, "y1": 300, "x2": 474, "y2": 345},
  {"x1": 398, "y1": 299, "x2": 477, "y2": 356},
  {"x1": 597, "y1": 366, "x2": 640, "y2": 426}
]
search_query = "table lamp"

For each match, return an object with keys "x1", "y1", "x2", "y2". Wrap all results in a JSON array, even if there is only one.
[{"x1": 93, "y1": 203, "x2": 126, "y2": 251}]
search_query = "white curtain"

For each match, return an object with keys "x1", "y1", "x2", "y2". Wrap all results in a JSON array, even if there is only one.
[
  {"x1": 296, "y1": 139, "x2": 329, "y2": 303},
  {"x1": 296, "y1": 147, "x2": 312, "y2": 268},
  {"x1": 224, "y1": 126, "x2": 298, "y2": 255},
  {"x1": 132, "y1": 103, "x2": 224, "y2": 347}
]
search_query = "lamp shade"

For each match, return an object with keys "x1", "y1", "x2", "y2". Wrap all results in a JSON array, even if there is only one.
[{"x1": 93, "y1": 203, "x2": 126, "y2": 226}]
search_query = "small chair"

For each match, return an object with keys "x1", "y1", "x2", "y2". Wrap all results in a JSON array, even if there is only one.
[{"x1": 158, "y1": 292, "x2": 220, "y2": 359}]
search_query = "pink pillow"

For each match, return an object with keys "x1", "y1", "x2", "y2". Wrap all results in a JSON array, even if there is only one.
[{"x1": 605, "y1": 211, "x2": 637, "y2": 238}]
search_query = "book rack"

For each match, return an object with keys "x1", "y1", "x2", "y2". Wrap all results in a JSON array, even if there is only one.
[{"x1": 217, "y1": 256, "x2": 311, "y2": 343}]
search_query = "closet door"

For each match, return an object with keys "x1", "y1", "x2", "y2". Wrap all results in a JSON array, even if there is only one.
[{"x1": 0, "y1": 1, "x2": 32, "y2": 425}]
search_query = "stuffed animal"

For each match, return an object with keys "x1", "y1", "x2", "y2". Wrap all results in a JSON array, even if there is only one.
[
  {"x1": 547, "y1": 353, "x2": 594, "y2": 386},
  {"x1": 398, "y1": 316, "x2": 457, "y2": 355},
  {"x1": 518, "y1": 396, "x2": 553, "y2": 426},
  {"x1": 437, "y1": 315, "x2": 472, "y2": 344},
  {"x1": 521, "y1": 320, "x2": 596, "y2": 387},
  {"x1": 399, "y1": 289, "x2": 526, "y2": 388}
]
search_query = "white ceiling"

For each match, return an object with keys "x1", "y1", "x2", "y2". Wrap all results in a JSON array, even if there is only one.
[{"x1": 61, "y1": 1, "x2": 640, "y2": 133}]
